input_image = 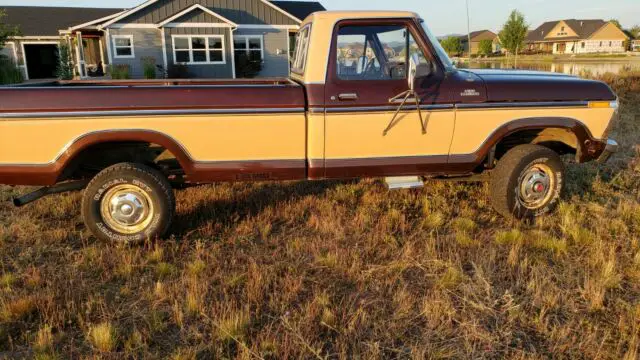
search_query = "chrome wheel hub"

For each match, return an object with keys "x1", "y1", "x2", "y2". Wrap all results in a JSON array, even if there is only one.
[
  {"x1": 100, "y1": 185, "x2": 154, "y2": 234},
  {"x1": 519, "y1": 164, "x2": 554, "y2": 209}
]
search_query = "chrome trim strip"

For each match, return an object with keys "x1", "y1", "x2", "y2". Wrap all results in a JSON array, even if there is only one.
[
  {"x1": 456, "y1": 101, "x2": 589, "y2": 109},
  {"x1": 0, "y1": 107, "x2": 306, "y2": 119},
  {"x1": 0, "y1": 84, "x2": 299, "y2": 90},
  {"x1": 318, "y1": 104, "x2": 455, "y2": 113}
]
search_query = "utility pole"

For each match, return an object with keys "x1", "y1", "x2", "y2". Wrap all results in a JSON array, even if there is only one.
[{"x1": 466, "y1": 0, "x2": 472, "y2": 60}]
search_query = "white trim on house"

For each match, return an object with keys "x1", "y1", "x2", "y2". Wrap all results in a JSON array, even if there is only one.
[
  {"x1": 20, "y1": 41, "x2": 61, "y2": 81},
  {"x1": 13, "y1": 36, "x2": 62, "y2": 40},
  {"x1": 163, "y1": 23, "x2": 233, "y2": 28},
  {"x1": 108, "y1": 24, "x2": 159, "y2": 29},
  {"x1": 236, "y1": 24, "x2": 299, "y2": 30},
  {"x1": 105, "y1": 28, "x2": 114, "y2": 65},
  {"x1": 171, "y1": 34, "x2": 226, "y2": 65},
  {"x1": 233, "y1": 35, "x2": 265, "y2": 62},
  {"x1": 100, "y1": 0, "x2": 302, "y2": 28},
  {"x1": 230, "y1": 28, "x2": 236, "y2": 78},
  {"x1": 157, "y1": 4, "x2": 237, "y2": 28},
  {"x1": 112, "y1": 35, "x2": 136, "y2": 59},
  {"x1": 161, "y1": 28, "x2": 168, "y2": 74},
  {"x1": 69, "y1": 10, "x2": 127, "y2": 31}
]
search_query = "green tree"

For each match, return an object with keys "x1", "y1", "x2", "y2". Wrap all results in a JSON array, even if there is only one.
[
  {"x1": 609, "y1": 19, "x2": 623, "y2": 29},
  {"x1": 440, "y1": 36, "x2": 463, "y2": 57},
  {"x1": 478, "y1": 39, "x2": 494, "y2": 56},
  {"x1": 56, "y1": 43, "x2": 74, "y2": 80},
  {"x1": 499, "y1": 10, "x2": 528, "y2": 55},
  {"x1": 629, "y1": 25, "x2": 640, "y2": 39},
  {"x1": 0, "y1": 9, "x2": 19, "y2": 49}
]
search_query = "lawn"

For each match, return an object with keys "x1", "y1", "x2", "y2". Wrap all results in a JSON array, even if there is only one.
[{"x1": 0, "y1": 73, "x2": 639, "y2": 359}]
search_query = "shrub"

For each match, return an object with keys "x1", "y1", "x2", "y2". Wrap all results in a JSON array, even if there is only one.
[
  {"x1": 110, "y1": 64, "x2": 130, "y2": 80},
  {"x1": 0, "y1": 54, "x2": 23, "y2": 84},
  {"x1": 167, "y1": 63, "x2": 190, "y2": 79},
  {"x1": 478, "y1": 39, "x2": 494, "y2": 56},
  {"x1": 56, "y1": 43, "x2": 74, "y2": 80},
  {"x1": 142, "y1": 57, "x2": 156, "y2": 79}
]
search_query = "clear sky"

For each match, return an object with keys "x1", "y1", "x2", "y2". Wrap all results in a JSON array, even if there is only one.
[{"x1": 1, "y1": 0, "x2": 639, "y2": 36}]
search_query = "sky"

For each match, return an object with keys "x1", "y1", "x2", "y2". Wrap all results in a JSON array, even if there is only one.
[{"x1": 1, "y1": 0, "x2": 639, "y2": 36}]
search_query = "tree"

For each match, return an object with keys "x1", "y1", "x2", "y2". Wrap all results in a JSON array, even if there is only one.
[
  {"x1": 56, "y1": 43, "x2": 74, "y2": 80},
  {"x1": 629, "y1": 25, "x2": 640, "y2": 39},
  {"x1": 499, "y1": 10, "x2": 528, "y2": 56},
  {"x1": 609, "y1": 19, "x2": 623, "y2": 30},
  {"x1": 478, "y1": 39, "x2": 494, "y2": 56},
  {"x1": 0, "y1": 9, "x2": 20, "y2": 49},
  {"x1": 440, "y1": 36, "x2": 463, "y2": 57}
]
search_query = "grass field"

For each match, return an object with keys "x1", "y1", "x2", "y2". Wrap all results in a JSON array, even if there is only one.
[{"x1": 0, "y1": 73, "x2": 639, "y2": 359}]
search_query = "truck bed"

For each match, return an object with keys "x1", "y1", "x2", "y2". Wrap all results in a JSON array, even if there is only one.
[{"x1": 0, "y1": 78, "x2": 305, "y2": 116}]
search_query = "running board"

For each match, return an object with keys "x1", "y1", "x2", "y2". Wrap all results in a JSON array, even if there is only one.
[{"x1": 385, "y1": 176, "x2": 424, "y2": 190}]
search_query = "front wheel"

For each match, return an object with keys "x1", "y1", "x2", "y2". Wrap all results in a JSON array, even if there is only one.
[
  {"x1": 490, "y1": 145, "x2": 565, "y2": 220},
  {"x1": 81, "y1": 163, "x2": 175, "y2": 243}
]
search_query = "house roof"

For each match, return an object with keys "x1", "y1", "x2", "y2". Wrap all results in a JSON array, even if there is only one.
[
  {"x1": 460, "y1": 30, "x2": 497, "y2": 42},
  {"x1": 0, "y1": 6, "x2": 124, "y2": 36},
  {"x1": 270, "y1": 1, "x2": 326, "y2": 21},
  {"x1": 526, "y1": 19, "x2": 608, "y2": 42}
]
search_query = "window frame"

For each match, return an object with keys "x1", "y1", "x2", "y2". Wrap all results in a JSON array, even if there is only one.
[
  {"x1": 233, "y1": 35, "x2": 265, "y2": 62},
  {"x1": 291, "y1": 24, "x2": 311, "y2": 75},
  {"x1": 171, "y1": 34, "x2": 226, "y2": 65},
  {"x1": 112, "y1": 35, "x2": 135, "y2": 59}
]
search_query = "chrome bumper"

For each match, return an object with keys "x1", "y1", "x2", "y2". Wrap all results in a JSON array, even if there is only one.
[{"x1": 597, "y1": 139, "x2": 619, "y2": 163}]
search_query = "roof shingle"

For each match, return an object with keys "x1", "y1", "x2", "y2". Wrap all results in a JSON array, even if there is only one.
[
  {"x1": 1, "y1": 6, "x2": 123, "y2": 36},
  {"x1": 526, "y1": 19, "x2": 607, "y2": 42}
]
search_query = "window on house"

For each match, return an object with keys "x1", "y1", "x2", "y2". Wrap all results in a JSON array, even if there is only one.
[
  {"x1": 581, "y1": 42, "x2": 585, "y2": 48},
  {"x1": 609, "y1": 41, "x2": 612, "y2": 47},
  {"x1": 600, "y1": 41, "x2": 603, "y2": 47},
  {"x1": 113, "y1": 35, "x2": 134, "y2": 58},
  {"x1": 234, "y1": 35, "x2": 263, "y2": 62},
  {"x1": 172, "y1": 35, "x2": 225, "y2": 65}
]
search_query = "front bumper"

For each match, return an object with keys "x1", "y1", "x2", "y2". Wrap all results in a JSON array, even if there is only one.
[{"x1": 597, "y1": 139, "x2": 619, "y2": 163}]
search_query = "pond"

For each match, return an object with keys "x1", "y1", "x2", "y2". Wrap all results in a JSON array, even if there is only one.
[{"x1": 458, "y1": 59, "x2": 640, "y2": 76}]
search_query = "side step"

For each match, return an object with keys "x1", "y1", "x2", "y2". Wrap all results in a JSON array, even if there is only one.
[{"x1": 385, "y1": 176, "x2": 424, "y2": 190}]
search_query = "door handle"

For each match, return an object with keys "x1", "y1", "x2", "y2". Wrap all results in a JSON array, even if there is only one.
[{"x1": 338, "y1": 93, "x2": 358, "y2": 101}]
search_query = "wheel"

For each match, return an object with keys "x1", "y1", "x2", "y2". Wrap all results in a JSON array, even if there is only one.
[
  {"x1": 490, "y1": 144, "x2": 564, "y2": 220},
  {"x1": 81, "y1": 163, "x2": 175, "y2": 243}
]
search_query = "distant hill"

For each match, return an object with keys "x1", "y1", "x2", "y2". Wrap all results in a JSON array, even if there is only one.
[{"x1": 437, "y1": 34, "x2": 465, "y2": 40}]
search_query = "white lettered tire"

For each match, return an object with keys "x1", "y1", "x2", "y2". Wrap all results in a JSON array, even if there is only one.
[
  {"x1": 490, "y1": 145, "x2": 565, "y2": 220},
  {"x1": 81, "y1": 163, "x2": 175, "y2": 243}
]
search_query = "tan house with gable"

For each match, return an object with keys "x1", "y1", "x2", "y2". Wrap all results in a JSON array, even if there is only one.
[
  {"x1": 460, "y1": 30, "x2": 500, "y2": 55},
  {"x1": 526, "y1": 19, "x2": 629, "y2": 54}
]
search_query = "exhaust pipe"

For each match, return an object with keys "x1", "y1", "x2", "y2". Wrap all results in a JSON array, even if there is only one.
[{"x1": 13, "y1": 180, "x2": 89, "y2": 207}]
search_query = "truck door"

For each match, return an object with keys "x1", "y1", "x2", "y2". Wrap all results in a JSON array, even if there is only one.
[{"x1": 323, "y1": 20, "x2": 456, "y2": 178}]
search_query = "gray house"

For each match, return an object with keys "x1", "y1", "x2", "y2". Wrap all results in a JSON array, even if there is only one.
[{"x1": 1, "y1": 1, "x2": 325, "y2": 80}]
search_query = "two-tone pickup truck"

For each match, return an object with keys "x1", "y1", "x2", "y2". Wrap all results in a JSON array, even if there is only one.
[{"x1": 0, "y1": 11, "x2": 619, "y2": 242}]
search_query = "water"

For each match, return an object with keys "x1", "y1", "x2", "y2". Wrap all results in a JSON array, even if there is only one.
[{"x1": 459, "y1": 59, "x2": 640, "y2": 77}]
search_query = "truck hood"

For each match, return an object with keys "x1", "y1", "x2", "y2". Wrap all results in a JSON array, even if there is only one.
[{"x1": 458, "y1": 68, "x2": 616, "y2": 103}]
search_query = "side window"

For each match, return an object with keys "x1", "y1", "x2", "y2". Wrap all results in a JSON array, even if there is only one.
[
  {"x1": 336, "y1": 25, "x2": 427, "y2": 81},
  {"x1": 292, "y1": 25, "x2": 311, "y2": 75}
]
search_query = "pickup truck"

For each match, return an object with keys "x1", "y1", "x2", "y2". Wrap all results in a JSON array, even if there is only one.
[{"x1": 0, "y1": 11, "x2": 619, "y2": 243}]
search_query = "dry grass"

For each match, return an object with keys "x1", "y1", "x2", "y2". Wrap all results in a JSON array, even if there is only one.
[{"x1": 0, "y1": 72, "x2": 639, "y2": 358}]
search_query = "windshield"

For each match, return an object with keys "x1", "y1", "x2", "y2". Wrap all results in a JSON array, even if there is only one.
[{"x1": 420, "y1": 20, "x2": 456, "y2": 72}]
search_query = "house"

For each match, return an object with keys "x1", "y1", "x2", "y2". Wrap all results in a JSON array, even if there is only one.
[
  {"x1": 526, "y1": 19, "x2": 629, "y2": 54},
  {"x1": 632, "y1": 40, "x2": 640, "y2": 52},
  {"x1": 1, "y1": 1, "x2": 325, "y2": 80},
  {"x1": 459, "y1": 30, "x2": 500, "y2": 55}
]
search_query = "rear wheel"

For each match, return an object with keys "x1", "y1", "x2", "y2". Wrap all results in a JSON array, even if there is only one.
[
  {"x1": 81, "y1": 163, "x2": 175, "y2": 243},
  {"x1": 490, "y1": 145, "x2": 565, "y2": 220}
]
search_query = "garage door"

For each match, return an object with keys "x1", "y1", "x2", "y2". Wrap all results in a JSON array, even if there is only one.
[{"x1": 24, "y1": 43, "x2": 59, "y2": 80}]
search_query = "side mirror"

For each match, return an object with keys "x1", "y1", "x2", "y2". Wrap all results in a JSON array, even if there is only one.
[{"x1": 408, "y1": 61, "x2": 433, "y2": 91}]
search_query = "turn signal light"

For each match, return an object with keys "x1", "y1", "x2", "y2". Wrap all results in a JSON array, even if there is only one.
[{"x1": 588, "y1": 100, "x2": 618, "y2": 109}]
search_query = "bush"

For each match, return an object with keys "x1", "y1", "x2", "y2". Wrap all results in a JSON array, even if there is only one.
[
  {"x1": 56, "y1": 43, "x2": 74, "y2": 80},
  {"x1": 478, "y1": 39, "x2": 494, "y2": 57},
  {"x1": 234, "y1": 51, "x2": 262, "y2": 78},
  {"x1": 167, "y1": 64, "x2": 190, "y2": 79},
  {"x1": 110, "y1": 64, "x2": 130, "y2": 80},
  {"x1": 0, "y1": 54, "x2": 23, "y2": 84},
  {"x1": 142, "y1": 57, "x2": 156, "y2": 79}
]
